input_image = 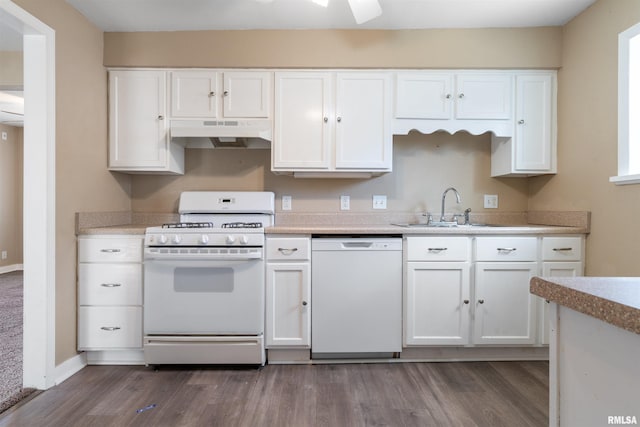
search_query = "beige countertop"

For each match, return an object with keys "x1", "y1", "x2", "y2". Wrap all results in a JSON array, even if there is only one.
[
  {"x1": 266, "y1": 224, "x2": 586, "y2": 235},
  {"x1": 76, "y1": 210, "x2": 590, "y2": 236},
  {"x1": 530, "y1": 276, "x2": 640, "y2": 335}
]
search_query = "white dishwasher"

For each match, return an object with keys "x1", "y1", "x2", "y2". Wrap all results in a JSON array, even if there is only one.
[{"x1": 311, "y1": 236, "x2": 403, "y2": 358}]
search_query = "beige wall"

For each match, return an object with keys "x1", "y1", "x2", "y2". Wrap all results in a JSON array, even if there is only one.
[
  {"x1": 529, "y1": 0, "x2": 640, "y2": 275},
  {"x1": 104, "y1": 28, "x2": 562, "y2": 69},
  {"x1": 104, "y1": 27, "x2": 559, "y2": 216},
  {"x1": 13, "y1": 0, "x2": 132, "y2": 364},
  {"x1": 0, "y1": 124, "x2": 23, "y2": 268},
  {"x1": 0, "y1": 51, "x2": 23, "y2": 87}
]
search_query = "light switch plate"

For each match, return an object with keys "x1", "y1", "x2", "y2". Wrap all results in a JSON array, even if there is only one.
[
  {"x1": 484, "y1": 194, "x2": 498, "y2": 209},
  {"x1": 372, "y1": 195, "x2": 387, "y2": 209},
  {"x1": 282, "y1": 195, "x2": 292, "y2": 211},
  {"x1": 340, "y1": 195, "x2": 350, "y2": 210}
]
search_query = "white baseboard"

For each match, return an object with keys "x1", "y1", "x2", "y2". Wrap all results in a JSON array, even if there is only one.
[
  {"x1": 0, "y1": 264, "x2": 24, "y2": 274},
  {"x1": 85, "y1": 349, "x2": 145, "y2": 365},
  {"x1": 54, "y1": 353, "x2": 87, "y2": 386}
]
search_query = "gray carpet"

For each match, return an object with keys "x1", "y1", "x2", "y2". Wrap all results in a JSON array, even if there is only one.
[{"x1": 0, "y1": 271, "x2": 34, "y2": 414}]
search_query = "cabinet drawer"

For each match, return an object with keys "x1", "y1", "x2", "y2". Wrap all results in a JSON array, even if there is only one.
[
  {"x1": 78, "y1": 263, "x2": 142, "y2": 306},
  {"x1": 475, "y1": 237, "x2": 537, "y2": 261},
  {"x1": 266, "y1": 237, "x2": 310, "y2": 261},
  {"x1": 78, "y1": 306, "x2": 142, "y2": 350},
  {"x1": 78, "y1": 236, "x2": 143, "y2": 263},
  {"x1": 542, "y1": 237, "x2": 583, "y2": 261},
  {"x1": 406, "y1": 237, "x2": 470, "y2": 261}
]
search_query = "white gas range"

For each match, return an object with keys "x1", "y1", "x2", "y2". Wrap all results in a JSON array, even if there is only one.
[{"x1": 143, "y1": 191, "x2": 274, "y2": 366}]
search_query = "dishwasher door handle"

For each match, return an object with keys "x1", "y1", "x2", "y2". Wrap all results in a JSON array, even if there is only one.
[{"x1": 341, "y1": 242, "x2": 374, "y2": 249}]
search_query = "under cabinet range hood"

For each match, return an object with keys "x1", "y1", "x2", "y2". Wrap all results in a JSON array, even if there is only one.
[{"x1": 170, "y1": 119, "x2": 272, "y2": 149}]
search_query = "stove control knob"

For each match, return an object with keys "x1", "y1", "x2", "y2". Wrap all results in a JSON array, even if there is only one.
[
  {"x1": 158, "y1": 235, "x2": 168, "y2": 245},
  {"x1": 226, "y1": 235, "x2": 236, "y2": 245},
  {"x1": 172, "y1": 235, "x2": 182, "y2": 244},
  {"x1": 239, "y1": 235, "x2": 249, "y2": 245},
  {"x1": 199, "y1": 234, "x2": 209, "y2": 244}
]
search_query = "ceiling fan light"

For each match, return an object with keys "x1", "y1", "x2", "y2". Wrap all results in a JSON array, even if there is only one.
[
  {"x1": 347, "y1": 0, "x2": 382, "y2": 24},
  {"x1": 311, "y1": 0, "x2": 329, "y2": 7}
]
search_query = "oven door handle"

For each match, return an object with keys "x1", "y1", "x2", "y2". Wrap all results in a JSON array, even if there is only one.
[{"x1": 144, "y1": 257, "x2": 261, "y2": 267}]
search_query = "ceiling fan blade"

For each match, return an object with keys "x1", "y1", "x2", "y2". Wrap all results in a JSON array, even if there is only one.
[{"x1": 347, "y1": 0, "x2": 382, "y2": 24}]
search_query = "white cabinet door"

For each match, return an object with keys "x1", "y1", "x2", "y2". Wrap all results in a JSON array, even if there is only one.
[
  {"x1": 273, "y1": 72, "x2": 332, "y2": 170},
  {"x1": 335, "y1": 73, "x2": 392, "y2": 170},
  {"x1": 474, "y1": 262, "x2": 538, "y2": 345},
  {"x1": 514, "y1": 74, "x2": 554, "y2": 171},
  {"x1": 539, "y1": 261, "x2": 583, "y2": 345},
  {"x1": 405, "y1": 262, "x2": 471, "y2": 345},
  {"x1": 222, "y1": 71, "x2": 271, "y2": 118},
  {"x1": 170, "y1": 70, "x2": 218, "y2": 118},
  {"x1": 395, "y1": 73, "x2": 452, "y2": 119},
  {"x1": 109, "y1": 70, "x2": 170, "y2": 170},
  {"x1": 265, "y1": 263, "x2": 311, "y2": 348},
  {"x1": 455, "y1": 74, "x2": 512, "y2": 120}
]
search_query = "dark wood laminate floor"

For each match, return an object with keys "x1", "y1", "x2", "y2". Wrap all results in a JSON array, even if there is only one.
[{"x1": 0, "y1": 361, "x2": 548, "y2": 427}]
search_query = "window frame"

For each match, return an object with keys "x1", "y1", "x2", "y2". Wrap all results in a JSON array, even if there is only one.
[{"x1": 611, "y1": 22, "x2": 640, "y2": 185}]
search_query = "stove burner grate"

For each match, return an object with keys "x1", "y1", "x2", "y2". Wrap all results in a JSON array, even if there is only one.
[
  {"x1": 162, "y1": 222, "x2": 214, "y2": 229},
  {"x1": 221, "y1": 222, "x2": 263, "y2": 229}
]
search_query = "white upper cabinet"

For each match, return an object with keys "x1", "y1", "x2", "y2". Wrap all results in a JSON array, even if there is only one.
[
  {"x1": 170, "y1": 70, "x2": 218, "y2": 118},
  {"x1": 491, "y1": 72, "x2": 557, "y2": 177},
  {"x1": 273, "y1": 72, "x2": 332, "y2": 170},
  {"x1": 170, "y1": 70, "x2": 272, "y2": 119},
  {"x1": 273, "y1": 71, "x2": 392, "y2": 176},
  {"x1": 108, "y1": 70, "x2": 184, "y2": 175},
  {"x1": 394, "y1": 71, "x2": 513, "y2": 136}
]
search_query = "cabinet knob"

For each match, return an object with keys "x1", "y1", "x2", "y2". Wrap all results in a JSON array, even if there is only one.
[
  {"x1": 337, "y1": 117, "x2": 342, "y2": 123},
  {"x1": 208, "y1": 91, "x2": 215, "y2": 97},
  {"x1": 518, "y1": 119, "x2": 525, "y2": 124},
  {"x1": 157, "y1": 115, "x2": 164, "y2": 120},
  {"x1": 323, "y1": 117, "x2": 328, "y2": 123},
  {"x1": 478, "y1": 299, "x2": 485, "y2": 304},
  {"x1": 223, "y1": 90, "x2": 229, "y2": 96},
  {"x1": 302, "y1": 301, "x2": 308, "y2": 306},
  {"x1": 458, "y1": 93, "x2": 465, "y2": 99},
  {"x1": 445, "y1": 94, "x2": 452, "y2": 99},
  {"x1": 463, "y1": 299, "x2": 470, "y2": 304}
]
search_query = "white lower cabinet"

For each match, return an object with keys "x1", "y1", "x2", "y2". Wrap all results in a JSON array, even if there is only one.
[
  {"x1": 473, "y1": 261, "x2": 538, "y2": 345},
  {"x1": 77, "y1": 235, "x2": 143, "y2": 351},
  {"x1": 406, "y1": 261, "x2": 471, "y2": 345},
  {"x1": 538, "y1": 236, "x2": 584, "y2": 344},
  {"x1": 265, "y1": 236, "x2": 311, "y2": 348}
]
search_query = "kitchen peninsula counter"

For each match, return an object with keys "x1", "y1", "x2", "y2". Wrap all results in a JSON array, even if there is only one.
[{"x1": 530, "y1": 276, "x2": 640, "y2": 427}]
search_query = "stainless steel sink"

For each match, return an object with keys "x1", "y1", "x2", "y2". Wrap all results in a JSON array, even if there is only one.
[{"x1": 391, "y1": 223, "x2": 510, "y2": 228}]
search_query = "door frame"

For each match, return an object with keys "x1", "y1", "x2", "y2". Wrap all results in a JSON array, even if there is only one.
[{"x1": 0, "y1": 0, "x2": 56, "y2": 389}]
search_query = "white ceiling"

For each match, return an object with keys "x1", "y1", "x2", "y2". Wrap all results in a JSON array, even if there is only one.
[{"x1": 64, "y1": 0, "x2": 597, "y2": 32}]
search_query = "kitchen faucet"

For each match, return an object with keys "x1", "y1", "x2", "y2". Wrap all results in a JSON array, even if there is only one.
[{"x1": 440, "y1": 187, "x2": 462, "y2": 222}]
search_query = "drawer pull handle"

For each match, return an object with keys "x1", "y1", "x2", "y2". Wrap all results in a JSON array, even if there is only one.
[
  {"x1": 278, "y1": 248, "x2": 298, "y2": 255},
  {"x1": 100, "y1": 249, "x2": 121, "y2": 253},
  {"x1": 101, "y1": 283, "x2": 122, "y2": 288},
  {"x1": 552, "y1": 247, "x2": 573, "y2": 252},
  {"x1": 497, "y1": 247, "x2": 516, "y2": 253},
  {"x1": 428, "y1": 247, "x2": 447, "y2": 252},
  {"x1": 100, "y1": 326, "x2": 121, "y2": 331}
]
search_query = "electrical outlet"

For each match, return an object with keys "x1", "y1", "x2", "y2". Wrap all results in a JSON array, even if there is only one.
[
  {"x1": 1, "y1": 251, "x2": 7, "y2": 260},
  {"x1": 484, "y1": 194, "x2": 498, "y2": 209},
  {"x1": 282, "y1": 195, "x2": 292, "y2": 211},
  {"x1": 372, "y1": 195, "x2": 387, "y2": 210},
  {"x1": 340, "y1": 195, "x2": 350, "y2": 210},
  {"x1": 1, "y1": 132, "x2": 7, "y2": 141}
]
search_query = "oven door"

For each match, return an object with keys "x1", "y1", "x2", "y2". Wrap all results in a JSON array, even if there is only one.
[{"x1": 143, "y1": 255, "x2": 264, "y2": 335}]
